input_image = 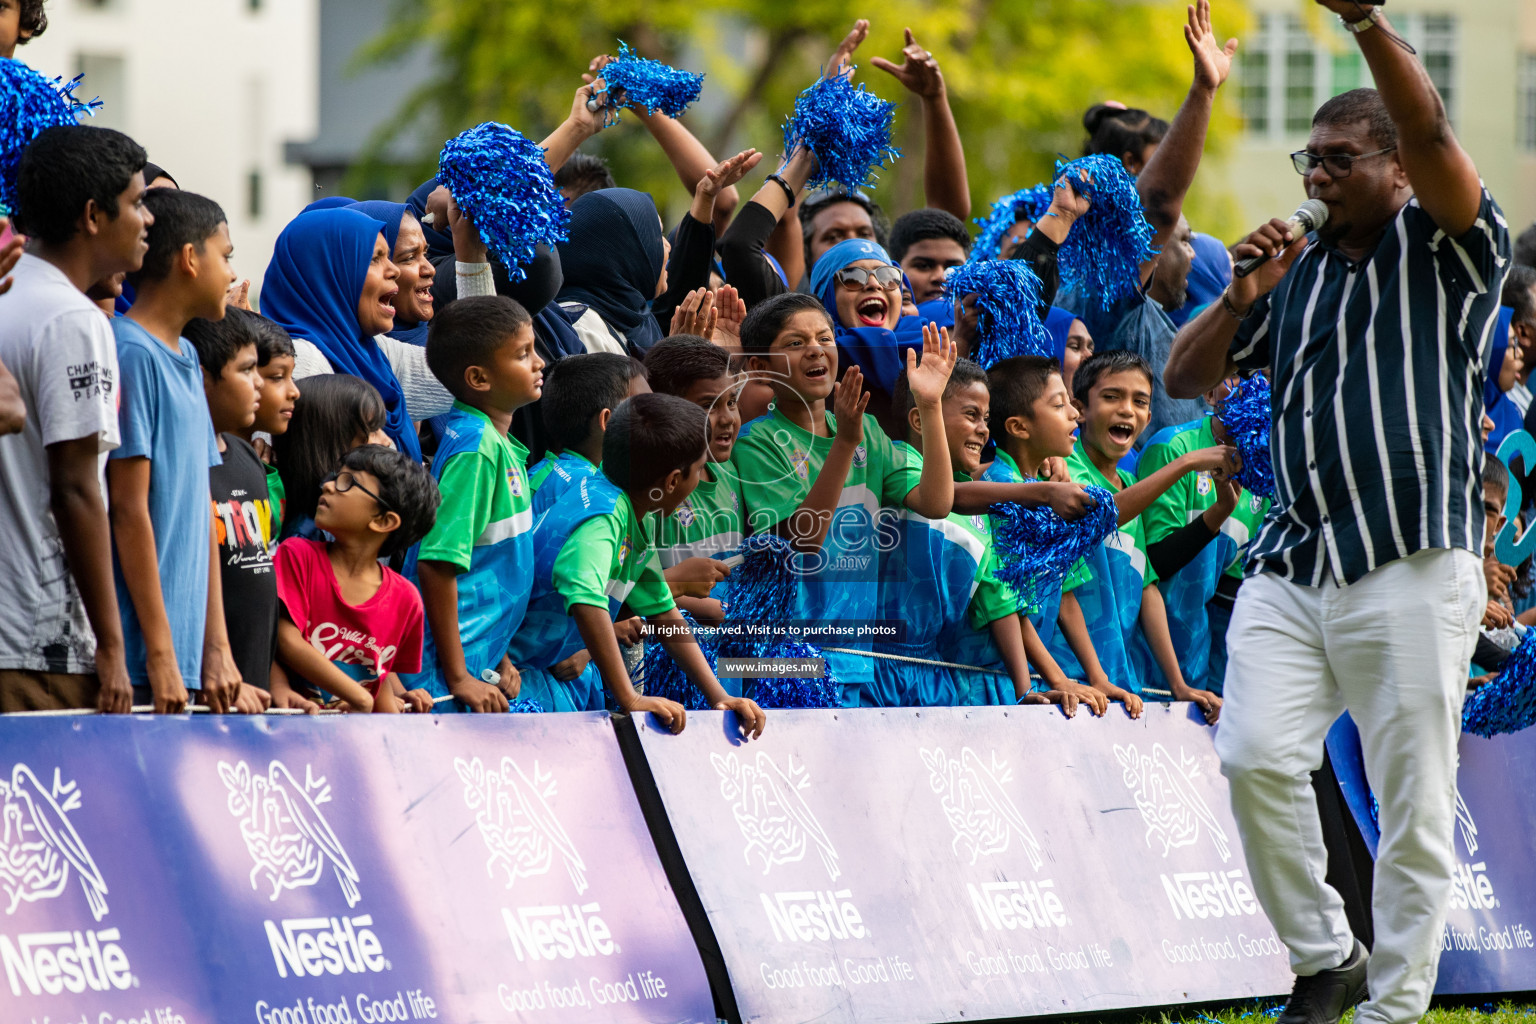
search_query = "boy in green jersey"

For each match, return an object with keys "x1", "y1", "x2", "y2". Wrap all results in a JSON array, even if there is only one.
[
  {"x1": 520, "y1": 393, "x2": 767, "y2": 735},
  {"x1": 886, "y1": 359, "x2": 1082, "y2": 711},
  {"x1": 1060, "y1": 351, "x2": 1234, "y2": 722},
  {"x1": 731, "y1": 293, "x2": 957, "y2": 705},
  {"x1": 1136, "y1": 375, "x2": 1270, "y2": 694},
  {"x1": 408, "y1": 297, "x2": 544, "y2": 713}
]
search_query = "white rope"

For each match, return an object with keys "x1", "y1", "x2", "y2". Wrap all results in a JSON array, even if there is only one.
[{"x1": 819, "y1": 645, "x2": 1040, "y2": 679}]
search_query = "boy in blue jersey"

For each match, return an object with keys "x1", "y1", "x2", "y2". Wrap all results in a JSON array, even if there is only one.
[
  {"x1": 731, "y1": 293, "x2": 958, "y2": 706},
  {"x1": 518, "y1": 393, "x2": 767, "y2": 736},
  {"x1": 886, "y1": 359, "x2": 1082, "y2": 712},
  {"x1": 1137, "y1": 376, "x2": 1270, "y2": 694},
  {"x1": 528, "y1": 353, "x2": 648, "y2": 513},
  {"x1": 409, "y1": 296, "x2": 544, "y2": 712},
  {"x1": 1065, "y1": 351, "x2": 1233, "y2": 722}
]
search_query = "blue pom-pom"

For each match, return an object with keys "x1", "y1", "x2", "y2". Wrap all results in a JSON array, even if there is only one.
[
  {"x1": 437, "y1": 122, "x2": 570, "y2": 284},
  {"x1": 1217, "y1": 374, "x2": 1276, "y2": 499},
  {"x1": 596, "y1": 41, "x2": 704, "y2": 121},
  {"x1": 721, "y1": 534, "x2": 800, "y2": 630},
  {"x1": 716, "y1": 535, "x2": 841, "y2": 707},
  {"x1": 781, "y1": 70, "x2": 899, "y2": 192},
  {"x1": 506, "y1": 698, "x2": 545, "y2": 714},
  {"x1": 639, "y1": 612, "x2": 716, "y2": 710},
  {"x1": 1052, "y1": 154, "x2": 1157, "y2": 311},
  {"x1": 748, "y1": 640, "x2": 842, "y2": 709},
  {"x1": 1463, "y1": 629, "x2": 1536, "y2": 737},
  {"x1": 972, "y1": 186, "x2": 1055, "y2": 262},
  {"x1": 990, "y1": 486, "x2": 1119, "y2": 608},
  {"x1": 0, "y1": 60, "x2": 101, "y2": 216},
  {"x1": 942, "y1": 259, "x2": 1052, "y2": 369}
]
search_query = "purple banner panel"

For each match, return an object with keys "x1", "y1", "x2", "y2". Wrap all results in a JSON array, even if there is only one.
[
  {"x1": 630, "y1": 704, "x2": 1292, "y2": 1024},
  {"x1": 0, "y1": 718, "x2": 215, "y2": 1024},
  {"x1": 1, "y1": 714, "x2": 713, "y2": 1024},
  {"x1": 1327, "y1": 715, "x2": 1536, "y2": 995}
]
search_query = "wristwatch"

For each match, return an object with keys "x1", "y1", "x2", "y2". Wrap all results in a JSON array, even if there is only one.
[{"x1": 1340, "y1": 6, "x2": 1381, "y2": 33}]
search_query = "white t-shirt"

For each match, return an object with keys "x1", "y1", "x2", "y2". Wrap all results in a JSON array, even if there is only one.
[{"x1": 0, "y1": 254, "x2": 121, "y2": 673}]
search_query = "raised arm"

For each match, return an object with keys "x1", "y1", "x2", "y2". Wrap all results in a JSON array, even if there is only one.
[
  {"x1": 871, "y1": 28, "x2": 970, "y2": 220},
  {"x1": 717, "y1": 147, "x2": 815, "y2": 309},
  {"x1": 1318, "y1": 0, "x2": 1481, "y2": 235},
  {"x1": 539, "y1": 81, "x2": 606, "y2": 173},
  {"x1": 1135, "y1": 0, "x2": 1237, "y2": 252}
]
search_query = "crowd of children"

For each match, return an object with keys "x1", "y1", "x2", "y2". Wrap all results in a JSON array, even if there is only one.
[{"x1": 0, "y1": 0, "x2": 1530, "y2": 729}]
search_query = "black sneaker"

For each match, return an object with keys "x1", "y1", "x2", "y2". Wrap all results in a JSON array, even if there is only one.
[{"x1": 1275, "y1": 941, "x2": 1370, "y2": 1024}]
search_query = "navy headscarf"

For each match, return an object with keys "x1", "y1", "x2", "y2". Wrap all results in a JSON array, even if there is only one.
[
  {"x1": 556, "y1": 188, "x2": 666, "y2": 353},
  {"x1": 811, "y1": 238, "x2": 930, "y2": 402},
  {"x1": 1487, "y1": 306, "x2": 1520, "y2": 453},
  {"x1": 261, "y1": 208, "x2": 423, "y2": 462}
]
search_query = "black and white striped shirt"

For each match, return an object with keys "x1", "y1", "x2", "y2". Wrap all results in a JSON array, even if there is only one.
[{"x1": 1230, "y1": 189, "x2": 1509, "y2": 586}]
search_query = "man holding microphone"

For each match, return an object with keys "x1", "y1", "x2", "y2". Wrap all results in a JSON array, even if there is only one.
[{"x1": 1164, "y1": 3, "x2": 1510, "y2": 1024}]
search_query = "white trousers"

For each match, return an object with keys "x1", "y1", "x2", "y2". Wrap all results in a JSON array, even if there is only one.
[{"x1": 1215, "y1": 547, "x2": 1484, "y2": 1024}]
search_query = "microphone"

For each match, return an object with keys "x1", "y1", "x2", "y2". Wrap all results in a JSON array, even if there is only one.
[{"x1": 1232, "y1": 199, "x2": 1328, "y2": 279}]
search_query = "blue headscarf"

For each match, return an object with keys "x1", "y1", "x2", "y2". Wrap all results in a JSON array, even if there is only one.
[
  {"x1": 1487, "y1": 306, "x2": 1520, "y2": 453},
  {"x1": 302, "y1": 196, "x2": 357, "y2": 214},
  {"x1": 1043, "y1": 307, "x2": 1078, "y2": 364},
  {"x1": 405, "y1": 176, "x2": 454, "y2": 258},
  {"x1": 347, "y1": 200, "x2": 410, "y2": 251},
  {"x1": 811, "y1": 238, "x2": 929, "y2": 401},
  {"x1": 347, "y1": 200, "x2": 432, "y2": 345},
  {"x1": 1168, "y1": 231, "x2": 1232, "y2": 328},
  {"x1": 556, "y1": 188, "x2": 666, "y2": 353},
  {"x1": 261, "y1": 208, "x2": 423, "y2": 461}
]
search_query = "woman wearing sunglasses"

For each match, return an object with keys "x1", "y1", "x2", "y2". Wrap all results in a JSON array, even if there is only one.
[{"x1": 808, "y1": 238, "x2": 932, "y2": 434}]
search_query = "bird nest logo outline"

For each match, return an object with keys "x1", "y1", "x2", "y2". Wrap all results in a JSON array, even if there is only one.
[
  {"x1": 218, "y1": 759, "x2": 361, "y2": 907},
  {"x1": 920, "y1": 746, "x2": 1043, "y2": 871},
  {"x1": 1454, "y1": 789, "x2": 1478, "y2": 858},
  {"x1": 0, "y1": 764, "x2": 109, "y2": 921},
  {"x1": 454, "y1": 756, "x2": 588, "y2": 895},
  {"x1": 711, "y1": 751, "x2": 839, "y2": 881},
  {"x1": 1114, "y1": 742, "x2": 1231, "y2": 862}
]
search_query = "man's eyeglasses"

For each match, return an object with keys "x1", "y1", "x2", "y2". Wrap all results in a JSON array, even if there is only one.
[
  {"x1": 834, "y1": 266, "x2": 903, "y2": 291},
  {"x1": 1289, "y1": 147, "x2": 1396, "y2": 178},
  {"x1": 325, "y1": 470, "x2": 392, "y2": 511}
]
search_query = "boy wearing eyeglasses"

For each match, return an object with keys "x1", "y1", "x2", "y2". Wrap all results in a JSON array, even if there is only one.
[{"x1": 274, "y1": 445, "x2": 440, "y2": 712}]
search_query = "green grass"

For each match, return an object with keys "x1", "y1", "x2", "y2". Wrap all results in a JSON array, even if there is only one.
[{"x1": 1106, "y1": 1000, "x2": 1536, "y2": 1024}]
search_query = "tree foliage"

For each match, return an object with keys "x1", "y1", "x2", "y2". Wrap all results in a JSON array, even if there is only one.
[{"x1": 361, "y1": 0, "x2": 1249, "y2": 239}]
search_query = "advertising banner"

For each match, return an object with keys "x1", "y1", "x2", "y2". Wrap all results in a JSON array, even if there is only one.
[
  {"x1": 1327, "y1": 715, "x2": 1536, "y2": 995},
  {"x1": 1, "y1": 714, "x2": 713, "y2": 1024},
  {"x1": 625, "y1": 704, "x2": 1293, "y2": 1024}
]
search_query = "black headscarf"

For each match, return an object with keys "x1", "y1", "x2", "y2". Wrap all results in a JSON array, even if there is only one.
[{"x1": 555, "y1": 188, "x2": 665, "y2": 352}]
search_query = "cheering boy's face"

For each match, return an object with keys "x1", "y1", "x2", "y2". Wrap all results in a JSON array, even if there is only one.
[
  {"x1": 1485, "y1": 482, "x2": 1508, "y2": 556},
  {"x1": 1014, "y1": 371, "x2": 1078, "y2": 461},
  {"x1": 680, "y1": 373, "x2": 741, "y2": 464},
  {"x1": 1078, "y1": 368, "x2": 1153, "y2": 463},
  {"x1": 254, "y1": 354, "x2": 300, "y2": 436},
  {"x1": 940, "y1": 380, "x2": 990, "y2": 478},
  {"x1": 749, "y1": 309, "x2": 838, "y2": 404},
  {"x1": 202, "y1": 342, "x2": 261, "y2": 434},
  {"x1": 315, "y1": 467, "x2": 398, "y2": 541},
  {"x1": 476, "y1": 323, "x2": 545, "y2": 411}
]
